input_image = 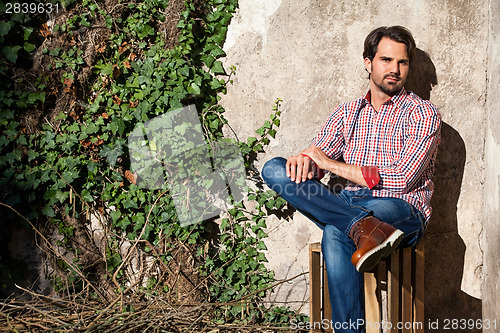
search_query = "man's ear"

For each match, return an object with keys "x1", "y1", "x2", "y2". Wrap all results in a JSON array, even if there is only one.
[{"x1": 364, "y1": 57, "x2": 372, "y2": 74}]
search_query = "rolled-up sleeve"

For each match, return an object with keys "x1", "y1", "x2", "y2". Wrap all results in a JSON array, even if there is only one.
[{"x1": 377, "y1": 102, "x2": 441, "y2": 194}]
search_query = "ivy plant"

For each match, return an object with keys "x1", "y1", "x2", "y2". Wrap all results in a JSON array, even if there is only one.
[{"x1": 0, "y1": 0, "x2": 306, "y2": 327}]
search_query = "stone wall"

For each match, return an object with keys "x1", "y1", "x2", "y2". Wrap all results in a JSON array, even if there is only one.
[
  {"x1": 220, "y1": 0, "x2": 498, "y2": 322},
  {"x1": 482, "y1": 0, "x2": 500, "y2": 326}
]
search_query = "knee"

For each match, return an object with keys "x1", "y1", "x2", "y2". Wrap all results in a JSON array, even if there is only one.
[{"x1": 261, "y1": 157, "x2": 288, "y2": 186}]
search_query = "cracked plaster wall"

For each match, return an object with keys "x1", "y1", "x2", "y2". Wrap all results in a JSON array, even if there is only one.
[
  {"x1": 482, "y1": 0, "x2": 500, "y2": 324},
  {"x1": 220, "y1": 0, "x2": 496, "y2": 320}
]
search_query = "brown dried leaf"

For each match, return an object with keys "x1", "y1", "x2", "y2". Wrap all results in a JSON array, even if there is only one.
[
  {"x1": 124, "y1": 170, "x2": 137, "y2": 185},
  {"x1": 40, "y1": 23, "x2": 51, "y2": 38}
]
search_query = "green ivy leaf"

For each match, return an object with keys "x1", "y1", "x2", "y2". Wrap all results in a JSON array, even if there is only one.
[
  {"x1": 256, "y1": 252, "x2": 267, "y2": 262},
  {"x1": 2, "y1": 46, "x2": 22, "y2": 63},
  {"x1": 188, "y1": 82, "x2": 201, "y2": 95},
  {"x1": 100, "y1": 142, "x2": 124, "y2": 166},
  {"x1": 256, "y1": 241, "x2": 267, "y2": 251},
  {"x1": 110, "y1": 210, "x2": 122, "y2": 223},
  {"x1": 116, "y1": 217, "x2": 131, "y2": 230},
  {"x1": 122, "y1": 198, "x2": 138, "y2": 209},
  {"x1": 81, "y1": 189, "x2": 94, "y2": 202},
  {"x1": 42, "y1": 205, "x2": 55, "y2": 217},
  {"x1": 201, "y1": 54, "x2": 215, "y2": 68},
  {"x1": 23, "y1": 27, "x2": 33, "y2": 40},
  {"x1": 211, "y1": 61, "x2": 226, "y2": 75},
  {"x1": 0, "y1": 21, "x2": 12, "y2": 36},
  {"x1": 255, "y1": 127, "x2": 265, "y2": 136}
]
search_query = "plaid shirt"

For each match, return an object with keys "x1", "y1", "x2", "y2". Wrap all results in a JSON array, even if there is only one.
[{"x1": 312, "y1": 88, "x2": 441, "y2": 222}]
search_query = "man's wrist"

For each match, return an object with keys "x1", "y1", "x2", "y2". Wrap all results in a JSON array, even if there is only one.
[{"x1": 326, "y1": 160, "x2": 371, "y2": 188}]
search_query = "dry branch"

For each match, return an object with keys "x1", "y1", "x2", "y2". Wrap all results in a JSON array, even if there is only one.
[{"x1": 0, "y1": 288, "x2": 304, "y2": 332}]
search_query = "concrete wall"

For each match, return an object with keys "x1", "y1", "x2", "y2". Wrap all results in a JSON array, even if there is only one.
[
  {"x1": 221, "y1": 0, "x2": 498, "y2": 322},
  {"x1": 482, "y1": 0, "x2": 500, "y2": 326}
]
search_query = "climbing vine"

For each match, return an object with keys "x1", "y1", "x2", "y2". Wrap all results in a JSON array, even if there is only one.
[{"x1": 0, "y1": 0, "x2": 307, "y2": 329}]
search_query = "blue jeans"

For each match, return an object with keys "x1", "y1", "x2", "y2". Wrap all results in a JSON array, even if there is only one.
[{"x1": 261, "y1": 157, "x2": 426, "y2": 333}]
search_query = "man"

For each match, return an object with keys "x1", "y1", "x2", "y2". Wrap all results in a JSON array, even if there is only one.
[{"x1": 261, "y1": 26, "x2": 441, "y2": 332}]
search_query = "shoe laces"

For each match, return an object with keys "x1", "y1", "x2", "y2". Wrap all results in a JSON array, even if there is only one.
[{"x1": 351, "y1": 221, "x2": 366, "y2": 247}]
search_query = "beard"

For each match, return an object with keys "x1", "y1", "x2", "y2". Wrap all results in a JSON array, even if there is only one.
[{"x1": 372, "y1": 73, "x2": 405, "y2": 96}]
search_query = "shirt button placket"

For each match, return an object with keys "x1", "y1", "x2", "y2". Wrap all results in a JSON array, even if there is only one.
[{"x1": 369, "y1": 106, "x2": 377, "y2": 166}]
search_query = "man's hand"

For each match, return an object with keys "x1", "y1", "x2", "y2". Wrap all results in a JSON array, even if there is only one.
[
  {"x1": 300, "y1": 146, "x2": 330, "y2": 170},
  {"x1": 286, "y1": 146, "x2": 328, "y2": 183},
  {"x1": 287, "y1": 146, "x2": 369, "y2": 187},
  {"x1": 286, "y1": 153, "x2": 314, "y2": 184}
]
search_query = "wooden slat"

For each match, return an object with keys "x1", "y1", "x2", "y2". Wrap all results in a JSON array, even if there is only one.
[
  {"x1": 323, "y1": 267, "x2": 333, "y2": 333},
  {"x1": 401, "y1": 248, "x2": 412, "y2": 333},
  {"x1": 388, "y1": 249, "x2": 400, "y2": 333},
  {"x1": 364, "y1": 271, "x2": 381, "y2": 333},
  {"x1": 414, "y1": 244, "x2": 425, "y2": 333},
  {"x1": 309, "y1": 243, "x2": 322, "y2": 333},
  {"x1": 377, "y1": 260, "x2": 388, "y2": 327}
]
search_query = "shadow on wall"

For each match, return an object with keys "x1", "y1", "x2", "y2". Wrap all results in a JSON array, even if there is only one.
[
  {"x1": 406, "y1": 48, "x2": 438, "y2": 100},
  {"x1": 406, "y1": 48, "x2": 483, "y2": 330}
]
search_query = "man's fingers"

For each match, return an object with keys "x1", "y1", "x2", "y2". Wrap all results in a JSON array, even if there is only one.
[
  {"x1": 297, "y1": 155, "x2": 311, "y2": 183},
  {"x1": 295, "y1": 158, "x2": 303, "y2": 183},
  {"x1": 286, "y1": 156, "x2": 297, "y2": 181},
  {"x1": 286, "y1": 154, "x2": 312, "y2": 184},
  {"x1": 301, "y1": 156, "x2": 310, "y2": 182}
]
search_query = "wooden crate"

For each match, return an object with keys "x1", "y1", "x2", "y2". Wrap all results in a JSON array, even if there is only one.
[{"x1": 309, "y1": 243, "x2": 424, "y2": 333}]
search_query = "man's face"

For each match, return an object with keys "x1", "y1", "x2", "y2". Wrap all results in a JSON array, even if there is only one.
[{"x1": 364, "y1": 37, "x2": 410, "y2": 97}]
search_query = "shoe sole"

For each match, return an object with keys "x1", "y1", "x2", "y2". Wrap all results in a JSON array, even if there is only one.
[{"x1": 355, "y1": 229, "x2": 404, "y2": 273}]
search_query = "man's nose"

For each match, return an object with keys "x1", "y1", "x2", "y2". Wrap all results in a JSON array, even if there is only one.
[{"x1": 390, "y1": 61, "x2": 400, "y2": 75}]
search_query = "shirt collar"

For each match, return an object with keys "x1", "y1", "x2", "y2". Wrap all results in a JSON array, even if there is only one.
[{"x1": 362, "y1": 87, "x2": 408, "y2": 109}]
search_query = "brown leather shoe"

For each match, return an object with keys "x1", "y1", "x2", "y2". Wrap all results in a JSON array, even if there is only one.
[{"x1": 349, "y1": 216, "x2": 404, "y2": 272}]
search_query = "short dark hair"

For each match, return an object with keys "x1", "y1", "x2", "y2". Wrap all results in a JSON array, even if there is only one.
[{"x1": 363, "y1": 26, "x2": 416, "y2": 62}]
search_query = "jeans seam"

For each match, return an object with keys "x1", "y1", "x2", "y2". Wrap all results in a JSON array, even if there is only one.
[
  {"x1": 404, "y1": 203, "x2": 427, "y2": 233},
  {"x1": 391, "y1": 212, "x2": 421, "y2": 228}
]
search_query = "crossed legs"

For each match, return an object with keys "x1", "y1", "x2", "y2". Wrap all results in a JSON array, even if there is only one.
[{"x1": 261, "y1": 157, "x2": 425, "y2": 333}]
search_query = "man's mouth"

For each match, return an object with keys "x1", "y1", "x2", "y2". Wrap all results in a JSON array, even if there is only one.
[{"x1": 385, "y1": 75, "x2": 400, "y2": 82}]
